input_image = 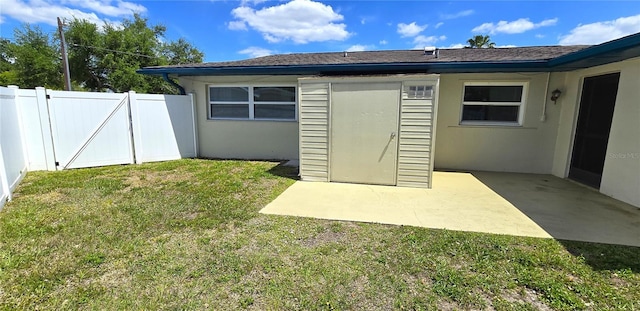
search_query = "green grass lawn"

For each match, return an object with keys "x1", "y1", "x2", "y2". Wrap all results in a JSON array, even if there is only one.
[{"x1": 0, "y1": 159, "x2": 638, "y2": 310}]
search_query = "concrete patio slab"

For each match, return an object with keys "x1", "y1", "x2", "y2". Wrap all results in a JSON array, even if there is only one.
[
  {"x1": 261, "y1": 171, "x2": 640, "y2": 246},
  {"x1": 471, "y1": 171, "x2": 640, "y2": 247},
  {"x1": 262, "y1": 171, "x2": 552, "y2": 239}
]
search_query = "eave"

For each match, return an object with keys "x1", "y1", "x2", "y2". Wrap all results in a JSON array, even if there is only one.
[{"x1": 136, "y1": 60, "x2": 552, "y2": 76}]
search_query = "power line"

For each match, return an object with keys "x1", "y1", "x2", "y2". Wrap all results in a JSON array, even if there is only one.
[
  {"x1": 58, "y1": 17, "x2": 71, "y2": 91},
  {"x1": 70, "y1": 43, "x2": 157, "y2": 59}
]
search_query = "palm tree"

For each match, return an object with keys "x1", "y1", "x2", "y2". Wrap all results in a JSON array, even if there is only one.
[{"x1": 466, "y1": 35, "x2": 495, "y2": 48}]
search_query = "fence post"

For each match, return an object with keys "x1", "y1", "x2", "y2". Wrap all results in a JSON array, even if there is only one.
[
  {"x1": 8, "y1": 86, "x2": 31, "y2": 172},
  {"x1": 34, "y1": 88, "x2": 58, "y2": 171},
  {"x1": 0, "y1": 86, "x2": 17, "y2": 207},
  {"x1": 188, "y1": 92, "x2": 199, "y2": 158},
  {"x1": 0, "y1": 143, "x2": 10, "y2": 208}
]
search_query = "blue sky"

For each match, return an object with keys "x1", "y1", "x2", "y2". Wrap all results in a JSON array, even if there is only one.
[{"x1": 1, "y1": 0, "x2": 640, "y2": 62}]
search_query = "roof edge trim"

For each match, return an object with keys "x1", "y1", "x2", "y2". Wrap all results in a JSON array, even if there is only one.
[
  {"x1": 548, "y1": 32, "x2": 640, "y2": 67},
  {"x1": 136, "y1": 60, "x2": 550, "y2": 76}
]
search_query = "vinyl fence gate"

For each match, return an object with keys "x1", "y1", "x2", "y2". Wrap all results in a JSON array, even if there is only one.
[
  {"x1": 1, "y1": 86, "x2": 198, "y2": 208},
  {"x1": 44, "y1": 90, "x2": 197, "y2": 170}
]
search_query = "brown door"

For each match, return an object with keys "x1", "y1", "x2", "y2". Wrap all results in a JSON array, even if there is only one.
[{"x1": 569, "y1": 72, "x2": 620, "y2": 188}]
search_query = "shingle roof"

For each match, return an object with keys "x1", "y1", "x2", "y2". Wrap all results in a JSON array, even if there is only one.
[
  {"x1": 145, "y1": 46, "x2": 590, "y2": 70},
  {"x1": 138, "y1": 32, "x2": 640, "y2": 79}
]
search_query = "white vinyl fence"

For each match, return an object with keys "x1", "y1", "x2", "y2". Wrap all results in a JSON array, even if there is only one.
[
  {"x1": 0, "y1": 86, "x2": 197, "y2": 209},
  {"x1": 0, "y1": 87, "x2": 29, "y2": 208}
]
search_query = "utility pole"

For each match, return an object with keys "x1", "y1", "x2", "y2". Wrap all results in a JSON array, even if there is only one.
[{"x1": 57, "y1": 17, "x2": 71, "y2": 91}]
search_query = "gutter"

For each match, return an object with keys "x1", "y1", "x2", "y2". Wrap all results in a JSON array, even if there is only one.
[
  {"x1": 138, "y1": 60, "x2": 551, "y2": 76},
  {"x1": 162, "y1": 73, "x2": 186, "y2": 95}
]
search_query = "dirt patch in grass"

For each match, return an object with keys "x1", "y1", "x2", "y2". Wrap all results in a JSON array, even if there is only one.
[
  {"x1": 437, "y1": 300, "x2": 464, "y2": 311},
  {"x1": 242, "y1": 177, "x2": 278, "y2": 190},
  {"x1": 119, "y1": 168, "x2": 199, "y2": 192},
  {"x1": 182, "y1": 212, "x2": 200, "y2": 220},
  {"x1": 97, "y1": 265, "x2": 132, "y2": 288},
  {"x1": 35, "y1": 190, "x2": 66, "y2": 205},
  {"x1": 609, "y1": 272, "x2": 629, "y2": 287},
  {"x1": 229, "y1": 166, "x2": 246, "y2": 175},
  {"x1": 121, "y1": 174, "x2": 148, "y2": 191},
  {"x1": 300, "y1": 229, "x2": 346, "y2": 248},
  {"x1": 502, "y1": 288, "x2": 552, "y2": 310}
]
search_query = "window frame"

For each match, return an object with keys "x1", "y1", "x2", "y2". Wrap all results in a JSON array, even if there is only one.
[
  {"x1": 460, "y1": 81, "x2": 528, "y2": 126},
  {"x1": 403, "y1": 84, "x2": 434, "y2": 100},
  {"x1": 208, "y1": 84, "x2": 298, "y2": 121}
]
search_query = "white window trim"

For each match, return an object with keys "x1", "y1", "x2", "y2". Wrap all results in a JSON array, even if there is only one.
[
  {"x1": 208, "y1": 84, "x2": 298, "y2": 121},
  {"x1": 403, "y1": 84, "x2": 434, "y2": 100},
  {"x1": 460, "y1": 81, "x2": 528, "y2": 126}
]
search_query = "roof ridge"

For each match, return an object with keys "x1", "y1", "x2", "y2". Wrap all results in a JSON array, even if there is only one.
[{"x1": 249, "y1": 45, "x2": 592, "y2": 55}]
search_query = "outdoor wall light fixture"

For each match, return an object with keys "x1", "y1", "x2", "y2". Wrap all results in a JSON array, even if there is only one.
[{"x1": 550, "y1": 89, "x2": 562, "y2": 103}]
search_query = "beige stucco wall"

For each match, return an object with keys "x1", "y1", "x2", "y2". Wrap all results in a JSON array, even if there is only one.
[
  {"x1": 179, "y1": 75, "x2": 300, "y2": 160},
  {"x1": 551, "y1": 57, "x2": 640, "y2": 207},
  {"x1": 434, "y1": 72, "x2": 562, "y2": 174},
  {"x1": 176, "y1": 65, "x2": 638, "y2": 207}
]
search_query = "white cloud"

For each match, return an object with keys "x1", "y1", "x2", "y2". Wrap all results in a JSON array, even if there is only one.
[
  {"x1": 397, "y1": 22, "x2": 427, "y2": 37},
  {"x1": 228, "y1": 20, "x2": 247, "y2": 31},
  {"x1": 359, "y1": 15, "x2": 376, "y2": 25},
  {"x1": 60, "y1": 0, "x2": 145, "y2": 17},
  {"x1": 440, "y1": 10, "x2": 474, "y2": 20},
  {"x1": 535, "y1": 34, "x2": 545, "y2": 39},
  {"x1": 439, "y1": 42, "x2": 515, "y2": 49},
  {"x1": 538, "y1": 19, "x2": 557, "y2": 27},
  {"x1": 443, "y1": 43, "x2": 465, "y2": 49},
  {"x1": 379, "y1": 39, "x2": 388, "y2": 45},
  {"x1": 434, "y1": 22, "x2": 444, "y2": 29},
  {"x1": 240, "y1": 0, "x2": 267, "y2": 5},
  {"x1": 239, "y1": 46, "x2": 273, "y2": 58},
  {"x1": 346, "y1": 44, "x2": 374, "y2": 52},
  {"x1": 472, "y1": 18, "x2": 558, "y2": 34},
  {"x1": 0, "y1": 0, "x2": 144, "y2": 26},
  {"x1": 559, "y1": 14, "x2": 640, "y2": 45},
  {"x1": 412, "y1": 35, "x2": 446, "y2": 49},
  {"x1": 229, "y1": 0, "x2": 350, "y2": 44}
]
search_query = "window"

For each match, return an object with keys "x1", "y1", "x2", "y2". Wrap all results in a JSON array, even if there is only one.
[
  {"x1": 209, "y1": 87, "x2": 249, "y2": 119},
  {"x1": 209, "y1": 85, "x2": 296, "y2": 120},
  {"x1": 460, "y1": 82, "x2": 526, "y2": 125},
  {"x1": 253, "y1": 87, "x2": 296, "y2": 120},
  {"x1": 405, "y1": 85, "x2": 433, "y2": 99}
]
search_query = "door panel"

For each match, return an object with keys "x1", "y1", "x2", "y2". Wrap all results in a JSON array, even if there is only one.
[
  {"x1": 330, "y1": 82, "x2": 400, "y2": 185},
  {"x1": 569, "y1": 72, "x2": 620, "y2": 188}
]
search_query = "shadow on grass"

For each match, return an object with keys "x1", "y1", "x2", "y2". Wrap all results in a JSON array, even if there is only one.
[
  {"x1": 195, "y1": 157, "x2": 299, "y2": 180},
  {"x1": 267, "y1": 161, "x2": 299, "y2": 181},
  {"x1": 559, "y1": 240, "x2": 640, "y2": 272}
]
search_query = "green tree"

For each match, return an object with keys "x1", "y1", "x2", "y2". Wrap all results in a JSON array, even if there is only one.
[
  {"x1": 0, "y1": 38, "x2": 19, "y2": 86},
  {"x1": 7, "y1": 25, "x2": 62, "y2": 89},
  {"x1": 161, "y1": 38, "x2": 204, "y2": 65},
  {"x1": 466, "y1": 35, "x2": 495, "y2": 48},
  {"x1": 3, "y1": 16, "x2": 203, "y2": 93},
  {"x1": 64, "y1": 19, "x2": 104, "y2": 91},
  {"x1": 65, "y1": 14, "x2": 203, "y2": 93}
]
